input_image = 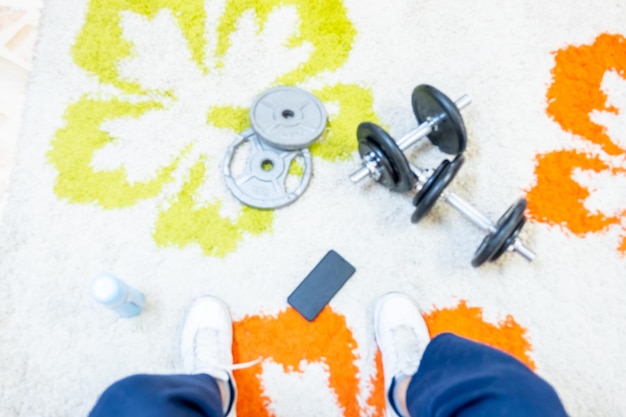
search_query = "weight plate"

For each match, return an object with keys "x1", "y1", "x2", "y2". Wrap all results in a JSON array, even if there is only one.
[
  {"x1": 491, "y1": 216, "x2": 526, "y2": 262},
  {"x1": 412, "y1": 84, "x2": 467, "y2": 155},
  {"x1": 471, "y1": 198, "x2": 527, "y2": 267},
  {"x1": 223, "y1": 129, "x2": 313, "y2": 209},
  {"x1": 357, "y1": 122, "x2": 414, "y2": 192},
  {"x1": 411, "y1": 155, "x2": 465, "y2": 223},
  {"x1": 357, "y1": 138, "x2": 396, "y2": 190},
  {"x1": 250, "y1": 86, "x2": 327, "y2": 150}
]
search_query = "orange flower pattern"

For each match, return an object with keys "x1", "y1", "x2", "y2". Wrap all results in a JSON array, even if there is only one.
[
  {"x1": 527, "y1": 33, "x2": 626, "y2": 254},
  {"x1": 232, "y1": 301, "x2": 533, "y2": 416}
]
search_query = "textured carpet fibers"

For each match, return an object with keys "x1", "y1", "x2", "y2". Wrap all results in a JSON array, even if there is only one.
[{"x1": 1, "y1": 0, "x2": 625, "y2": 416}]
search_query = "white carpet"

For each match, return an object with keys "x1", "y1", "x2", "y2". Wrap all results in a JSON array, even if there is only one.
[{"x1": 1, "y1": 0, "x2": 625, "y2": 416}]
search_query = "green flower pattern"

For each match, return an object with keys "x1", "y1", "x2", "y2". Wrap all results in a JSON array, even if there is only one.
[{"x1": 48, "y1": 0, "x2": 381, "y2": 257}]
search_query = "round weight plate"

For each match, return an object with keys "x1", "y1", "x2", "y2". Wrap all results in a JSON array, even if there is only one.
[
  {"x1": 412, "y1": 84, "x2": 467, "y2": 155},
  {"x1": 491, "y1": 216, "x2": 526, "y2": 262},
  {"x1": 250, "y1": 86, "x2": 327, "y2": 150},
  {"x1": 357, "y1": 122, "x2": 414, "y2": 192},
  {"x1": 471, "y1": 198, "x2": 528, "y2": 267},
  {"x1": 223, "y1": 129, "x2": 313, "y2": 209},
  {"x1": 411, "y1": 154, "x2": 465, "y2": 223},
  {"x1": 357, "y1": 138, "x2": 397, "y2": 190}
]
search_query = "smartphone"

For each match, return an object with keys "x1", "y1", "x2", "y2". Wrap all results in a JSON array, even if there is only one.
[{"x1": 288, "y1": 250, "x2": 356, "y2": 321}]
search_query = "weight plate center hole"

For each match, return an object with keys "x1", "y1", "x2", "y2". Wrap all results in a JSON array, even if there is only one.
[
  {"x1": 262, "y1": 159, "x2": 275, "y2": 171},
  {"x1": 274, "y1": 107, "x2": 302, "y2": 127}
]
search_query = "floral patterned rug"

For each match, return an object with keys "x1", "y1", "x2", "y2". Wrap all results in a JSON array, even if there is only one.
[{"x1": 1, "y1": 0, "x2": 625, "y2": 416}]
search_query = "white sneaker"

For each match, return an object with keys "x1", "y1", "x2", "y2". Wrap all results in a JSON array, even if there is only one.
[
  {"x1": 181, "y1": 296, "x2": 237, "y2": 416},
  {"x1": 374, "y1": 292, "x2": 430, "y2": 417}
]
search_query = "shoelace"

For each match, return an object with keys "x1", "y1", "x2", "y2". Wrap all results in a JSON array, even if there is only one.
[
  {"x1": 194, "y1": 328, "x2": 262, "y2": 374},
  {"x1": 390, "y1": 325, "x2": 423, "y2": 376}
]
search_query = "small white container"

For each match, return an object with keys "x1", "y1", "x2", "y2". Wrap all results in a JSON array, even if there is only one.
[{"x1": 90, "y1": 273, "x2": 145, "y2": 317}]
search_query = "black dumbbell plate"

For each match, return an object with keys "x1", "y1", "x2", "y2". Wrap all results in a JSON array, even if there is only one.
[
  {"x1": 471, "y1": 198, "x2": 527, "y2": 267},
  {"x1": 412, "y1": 84, "x2": 467, "y2": 155},
  {"x1": 357, "y1": 122, "x2": 414, "y2": 192},
  {"x1": 411, "y1": 155, "x2": 465, "y2": 223}
]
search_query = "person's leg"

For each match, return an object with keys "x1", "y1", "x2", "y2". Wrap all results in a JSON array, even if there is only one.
[
  {"x1": 89, "y1": 296, "x2": 237, "y2": 417},
  {"x1": 404, "y1": 333, "x2": 569, "y2": 417},
  {"x1": 88, "y1": 373, "x2": 228, "y2": 417},
  {"x1": 374, "y1": 292, "x2": 569, "y2": 417}
]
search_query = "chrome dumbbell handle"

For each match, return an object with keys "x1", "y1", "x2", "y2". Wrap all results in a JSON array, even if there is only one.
[
  {"x1": 350, "y1": 95, "x2": 472, "y2": 183},
  {"x1": 443, "y1": 191, "x2": 496, "y2": 233},
  {"x1": 411, "y1": 164, "x2": 536, "y2": 262}
]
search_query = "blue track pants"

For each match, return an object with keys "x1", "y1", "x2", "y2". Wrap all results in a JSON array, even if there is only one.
[{"x1": 89, "y1": 333, "x2": 568, "y2": 417}]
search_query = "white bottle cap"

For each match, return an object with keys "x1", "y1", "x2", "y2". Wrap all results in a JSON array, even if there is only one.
[{"x1": 90, "y1": 274, "x2": 124, "y2": 306}]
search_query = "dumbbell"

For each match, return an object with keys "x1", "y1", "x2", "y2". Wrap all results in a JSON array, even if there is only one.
[
  {"x1": 349, "y1": 84, "x2": 471, "y2": 192},
  {"x1": 410, "y1": 161, "x2": 535, "y2": 266}
]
